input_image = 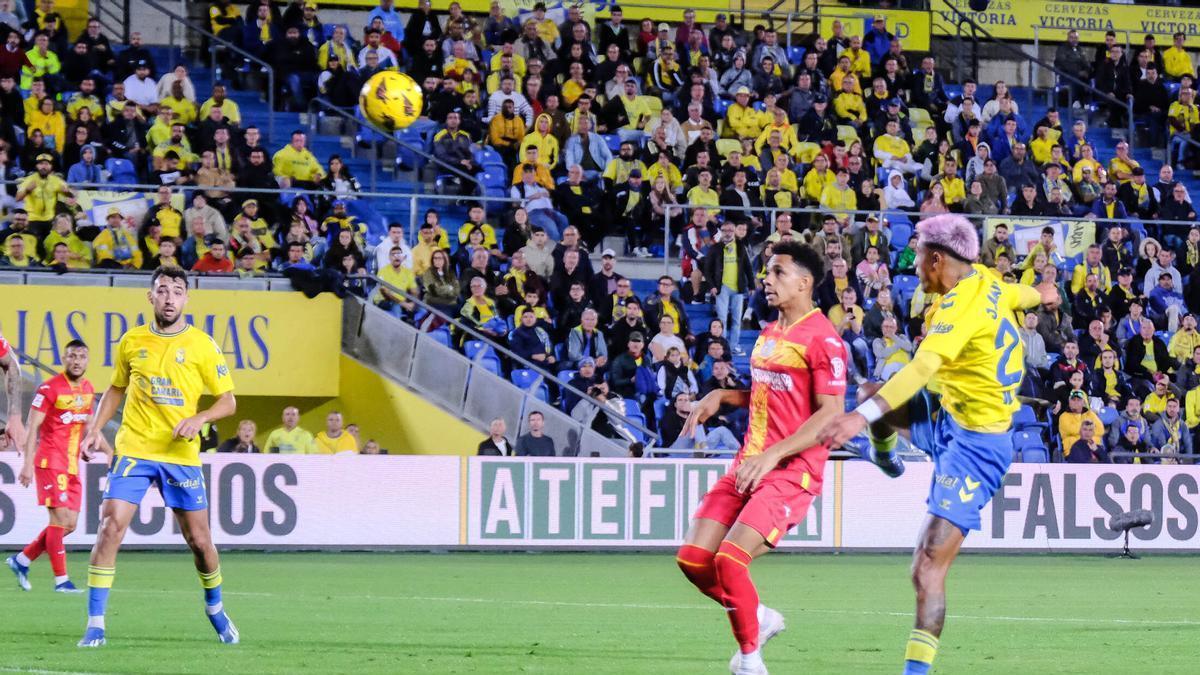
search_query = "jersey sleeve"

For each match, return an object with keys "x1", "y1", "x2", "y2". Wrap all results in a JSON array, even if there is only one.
[
  {"x1": 1009, "y1": 282, "x2": 1043, "y2": 311},
  {"x1": 200, "y1": 336, "x2": 235, "y2": 396},
  {"x1": 809, "y1": 328, "x2": 849, "y2": 397},
  {"x1": 916, "y1": 290, "x2": 976, "y2": 363},
  {"x1": 30, "y1": 382, "x2": 54, "y2": 413},
  {"x1": 111, "y1": 335, "x2": 131, "y2": 388}
]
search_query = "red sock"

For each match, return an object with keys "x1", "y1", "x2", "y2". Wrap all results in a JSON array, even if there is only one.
[
  {"x1": 21, "y1": 527, "x2": 47, "y2": 562},
  {"x1": 714, "y1": 540, "x2": 760, "y2": 654},
  {"x1": 676, "y1": 544, "x2": 724, "y2": 605},
  {"x1": 44, "y1": 525, "x2": 67, "y2": 577}
]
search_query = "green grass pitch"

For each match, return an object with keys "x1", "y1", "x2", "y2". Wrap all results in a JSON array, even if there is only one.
[{"x1": 1, "y1": 552, "x2": 1198, "y2": 673}]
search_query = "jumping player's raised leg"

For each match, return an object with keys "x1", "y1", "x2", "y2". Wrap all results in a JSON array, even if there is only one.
[
  {"x1": 79, "y1": 498, "x2": 139, "y2": 647},
  {"x1": 857, "y1": 382, "x2": 909, "y2": 478},
  {"x1": 904, "y1": 516, "x2": 965, "y2": 675},
  {"x1": 175, "y1": 507, "x2": 238, "y2": 644}
]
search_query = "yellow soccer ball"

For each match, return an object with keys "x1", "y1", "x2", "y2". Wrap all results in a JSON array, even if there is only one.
[{"x1": 358, "y1": 71, "x2": 422, "y2": 132}]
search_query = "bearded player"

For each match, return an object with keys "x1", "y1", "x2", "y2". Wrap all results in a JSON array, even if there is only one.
[
  {"x1": 676, "y1": 241, "x2": 847, "y2": 675},
  {"x1": 6, "y1": 340, "x2": 94, "y2": 592},
  {"x1": 819, "y1": 215, "x2": 1058, "y2": 674},
  {"x1": 77, "y1": 266, "x2": 239, "y2": 647}
]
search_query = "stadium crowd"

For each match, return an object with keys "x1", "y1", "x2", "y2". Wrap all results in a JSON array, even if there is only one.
[
  {"x1": 1, "y1": 2, "x2": 1200, "y2": 462},
  {"x1": 196, "y1": 406, "x2": 387, "y2": 455}
]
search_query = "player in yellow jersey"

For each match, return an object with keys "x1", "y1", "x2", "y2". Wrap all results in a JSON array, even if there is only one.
[
  {"x1": 77, "y1": 266, "x2": 239, "y2": 647},
  {"x1": 818, "y1": 215, "x2": 1058, "y2": 675}
]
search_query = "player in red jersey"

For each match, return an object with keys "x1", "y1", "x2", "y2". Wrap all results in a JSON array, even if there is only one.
[
  {"x1": 0, "y1": 331, "x2": 26, "y2": 450},
  {"x1": 6, "y1": 340, "x2": 94, "y2": 592},
  {"x1": 676, "y1": 241, "x2": 848, "y2": 675}
]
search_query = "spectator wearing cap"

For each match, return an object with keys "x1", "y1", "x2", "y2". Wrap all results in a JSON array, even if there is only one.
[
  {"x1": 1059, "y1": 389, "x2": 1104, "y2": 458},
  {"x1": 92, "y1": 207, "x2": 140, "y2": 269},
  {"x1": 120, "y1": 57, "x2": 156, "y2": 115},
  {"x1": 608, "y1": 329, "x2": 649, "y2": 398},
  {"x1": 799, "y1": 93, "x2": 837, "y2": 145},
  {"x1": 1149, "y1": 271, "x2": 1186, "y2": 332},
  {"x1": 863, "y1": 15, "x2": 894, "y2": 64}
]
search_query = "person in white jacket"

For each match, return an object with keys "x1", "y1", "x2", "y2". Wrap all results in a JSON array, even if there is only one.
[{"x1": 882, "y1": 170, "x2": 916, "y2": 210}]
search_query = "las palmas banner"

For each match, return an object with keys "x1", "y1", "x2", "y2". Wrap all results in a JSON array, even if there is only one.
[
  {"x1": 0, "y1": 285, "x2": 342, "y2": 397},
  {"x1": 2, "y1": 457, "x2": 1199, "y2": 551},
  {"x1": 983, "y1": 216, "x2": 1095, "y2": 261}
]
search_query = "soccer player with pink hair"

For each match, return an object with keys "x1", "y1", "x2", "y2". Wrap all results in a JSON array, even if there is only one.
[{"x1": 818, "y1": 214, "x2": 1059, "y2": 674}]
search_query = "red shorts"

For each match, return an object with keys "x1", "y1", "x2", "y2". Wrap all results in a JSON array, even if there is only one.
[
  {"x1": 693, "y1": 469, "x2": 817, "y2": 547},
  {"x1": 34, "y1": 467, "x2": 81, "y2": 511}
]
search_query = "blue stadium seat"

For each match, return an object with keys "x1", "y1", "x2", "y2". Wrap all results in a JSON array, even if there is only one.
[
  {"x1": 105, "y1": 158, "x2": 137, "y2": 185},
  {"x1": 475, "y1": 146, "x2": 503, "y2": 166},
  {"x1": 622, "y1": 399, "x2": 648, "y2": 443},
  {"x1": 889, "y1": 222, "x2": 912, "y2": 251},
  {"x1": 464, "y1": 340, "x2": 495, "y2": 361},
  {"x1": 511, "y1": 368, "x2": 549, "y2": 401},
  {"x1": 1020, "y1": 446, "x2": 1050, "y2": 463},
  {"x1": 602, "y1": 133, "x2": 622, "y2": 154},
  {"x1": 787, "y1": 45, "x2": 806, "y2": 65},
  {"x1": 893, "y1": 274, "x2": 919, "y2": 297},
  {"x1": 428, "y1": 327, "x2": 452, "y2": 348},
  {"x1": 1013, "y1": 405, "x2": 1048, "y2": 433},
  {"x1": 1097, "y1": 406, "x2": 1119, "y2": 427}
]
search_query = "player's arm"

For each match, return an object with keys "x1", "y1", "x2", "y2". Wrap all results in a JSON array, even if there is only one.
[
  {"x1": 18, "y1": 408, "x2": 45, "y2": 487},
  {"x1": 735, "y1": 391, "x2": 843, "y2": 493},
  {"x1": 681, "y1": 387, "x2": 750, "y2": 440},
  {"x1": 818, "y1": 351, "x2": 945, "y2": 448},
  {"x1": 173, "y1": 391, "x2": 236, "y2": 440},
  {"x1": 0, "y1": 347, "x2": 23, "y2": 448}
]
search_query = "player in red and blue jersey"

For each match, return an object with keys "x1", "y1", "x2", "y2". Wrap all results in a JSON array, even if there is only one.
[
  {"x1": 6, "y1": 340, "x2": 94, "y2": 593},
  {"x1": 676, "y1": 241, "x2": 848, "y2": 675}
]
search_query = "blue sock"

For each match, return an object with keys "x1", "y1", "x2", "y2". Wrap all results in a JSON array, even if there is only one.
[
  {"x1": 904, "y1": 661, "x2": 932, "y2": 675},
  {"x1": 199, "y1": 568, "x2": 228, "y2": 633},
  {"x1": 86, "y1": 564, "x2": 115, "y2": 628},
  {"x1": 87, "y1": 587, "x2": 110, "y2": 619},
  {"x1": 204, "y1": 584, "x2": 222, "y2": 607}
]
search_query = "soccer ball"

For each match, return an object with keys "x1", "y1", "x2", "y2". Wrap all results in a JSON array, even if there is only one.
[{"x1": 358, "y1": 71, "x2": 422, "y2": 132}]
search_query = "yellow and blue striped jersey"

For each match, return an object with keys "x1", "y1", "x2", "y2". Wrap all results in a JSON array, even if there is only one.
[
  {"x1": 111, "y1": 324, "x2": 235, "y2": 466},
  {"x1": 917, "y1": 264, "x2": 1042, "y2": 432}
]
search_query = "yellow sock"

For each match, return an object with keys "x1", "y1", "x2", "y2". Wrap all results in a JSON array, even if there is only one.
[
  {"x1": 904, "y1": 629, "x2": 939, "y2": 674},
  {"x1": 87, "y1": 565, "x2": 115, "y2": 589},
  {"x1": 198, "y1": 567, "x2": 223, "y2": 589},
  {"x1": 870, "y1": 431, "x2": 898, "y2": 455}
]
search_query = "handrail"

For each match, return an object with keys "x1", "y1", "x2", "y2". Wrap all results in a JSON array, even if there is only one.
[
  {"x1": 366, "y1": 273, "x2": 661, "y2": 446},
  {"x1": 92, "y1": 0, "x2": 130, "y2": 43},
  {"x1": 306, "y1": 98, "x2": 481, "y2": 193},
  {"x1": 143, "y1": 0, "x2": 276, "y2": 144},
  {"x1": 934, "y1": 0, "x2": 1135, "y2": 147}
]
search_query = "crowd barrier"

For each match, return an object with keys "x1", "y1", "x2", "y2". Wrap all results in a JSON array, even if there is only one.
[{"x1": 1, "y1": 456, "x2": 1196, "y2": 552}]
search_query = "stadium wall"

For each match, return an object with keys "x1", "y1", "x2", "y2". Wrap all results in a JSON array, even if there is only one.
[{"x1": 2, "y1": 457, "x2": 1197, "y2": 553}]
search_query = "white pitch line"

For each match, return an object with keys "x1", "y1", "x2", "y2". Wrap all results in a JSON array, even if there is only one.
[
  {"x1": 111, "y1": 589, "x2": 1200, "y2": 627},
  {"x1": 0, "y1": 668, "x2": 97, "y2": 675}
]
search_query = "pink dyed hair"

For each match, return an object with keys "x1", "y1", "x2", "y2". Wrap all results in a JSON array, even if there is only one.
[{"x1": 916, "y1": 214, "x2": 979, "y2": 262}]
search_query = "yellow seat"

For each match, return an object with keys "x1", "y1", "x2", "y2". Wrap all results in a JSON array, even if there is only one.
[
  {"x1": 716, "y1": 138, "x2": 741, "y2": 158},
  {"x1": 909, "y1": 107, "x2": 931, "y2": 127},
  {"x1": 794, "y1": 141, "x2": 821, "y2": 164},
  {"x1": 641, "y1": 95, "x2": 663, "y2": 117},
  {"x1": 837, "y1": 125, "x2": 860, "y2": 144}
]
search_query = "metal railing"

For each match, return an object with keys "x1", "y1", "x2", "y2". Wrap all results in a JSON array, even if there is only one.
[
  {"x1": 91, "y1": 0, "x2": 130, "y2": 43},
  {"x1": 306, "y1": 99, "x2": 481, "y2": 193},
  {"x1": 934, "y1": 0, "x2": 1135, "y2": 147},
  {"x1": 144, "y1": 0, "x2": 276, "y2": 143},
  {"x1": 364, "y1": 273, "x2": 661, "y2": 447}
]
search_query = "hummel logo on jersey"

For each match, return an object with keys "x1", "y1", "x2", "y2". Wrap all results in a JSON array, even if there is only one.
[
  {"x1": 965, "y1": 476, "x2": 981, "y2": 491},
  {"x1": 959, "y1": 487, "x2": 975, "y2": 503}
]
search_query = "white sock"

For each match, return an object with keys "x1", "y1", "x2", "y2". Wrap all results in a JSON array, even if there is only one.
[
  {"x1": 206, "y1": 601, "x2": 224, "y2": 616},
  {"x1": 87, "y1": 616, "x2": 105, "y2": 630},
  {"x1": 55, "y1": 575, "x2": 69, "y2": 585},
  {"x1": 15, "y1": 552, "x2": 30, "y2": 567},
  {"x1": 756, "y1": 604, "x2": 766, "y2": 622},
  {"x1": 740, "y1": 649, "x2": 764, "y2": 666}
]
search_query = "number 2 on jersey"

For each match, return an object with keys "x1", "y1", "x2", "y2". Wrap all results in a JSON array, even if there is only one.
[{"x1": 994, "y1": 318, "x2": 1022, "y2": 389}]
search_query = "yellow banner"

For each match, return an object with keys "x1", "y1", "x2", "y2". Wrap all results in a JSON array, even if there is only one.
[
  {"x1": 0, "y1": 285, "x2": 342, "y2": 397},
  {"x1": 820, "y1": 9, "x2": 931, "y2": 52},
  {"x1": 983, "y1": 217, "x2": 1095, "y2": 260},
  {"x1": 934, "y1": 0, "x2": 1200, "y2": 44}
]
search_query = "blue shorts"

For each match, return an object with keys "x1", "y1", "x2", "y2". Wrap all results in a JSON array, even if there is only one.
[
  {"x1": 910, "y1": 393, "x2": 1013, "y2": 533},
  {"x1": 104, "y1": 456, "x2": 208, "y2": 511}
]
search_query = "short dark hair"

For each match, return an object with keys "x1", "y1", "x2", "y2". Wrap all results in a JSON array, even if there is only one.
[
  {"x1": 64, "y1": 338, "x2": 88, "y2": 351},
  {"x1": 388, "y1": 222, "x2": 403, "y2": 231},
  {"x1": 151, "y1": 264, "x2": 188, "y2": 286},
  {"x1": 528, "y1": 410, "x2": 544, "y2": 420},
  {"x1": 771, "y1": 241, "x2": 824, "y2": 280}
]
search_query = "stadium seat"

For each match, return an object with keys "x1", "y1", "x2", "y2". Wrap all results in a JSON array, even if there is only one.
[
  {"x1": 1097, "y1": 406, "x2": 1118, "y2": 427},
  {"x1": 641, "y1": 95, "x2": 662, "y2": 116},
  {"x1": 893, "y1": 274, "x2": 920, "y2": 297},
  {"x1": 474, "y1": 146, "x2": 503, "y2": 166},
  {"x1": 837, "y1": 125, "x2": 860, "y2": 144},
  {"x1": 511, "y1": 368, "x2": 549, "y2": 402},
  {"x1": 428, "y1": 327, "x2": 452, "y2": 348},
  {"x1": 105, "y1": 158, "x2": 137, "y2": 185},
  {"x1": 1013, "y1": 405, "x2": 1048, "y2": 433},
  {"x1": 908, "y1": 107, "x2": 931, "y2": 128},
  {"x1": 603, "y1": 133, "x2": 622, "y2": 154},
  {"x1": 889, "y1": 222, "x2": 912, "y2": 250},
  {"x1": 1021, "y1": 446, "x2": 1050, "y2": 463},
  {"x1": 621, "y1": 399, "x2": 648, "y2": 443},
  {"x1": 464, "y1": 340, "x2": 495, "y2": 361},
  {"x1": 787, "y1": 45, "x2": 807, "y2": 65}
]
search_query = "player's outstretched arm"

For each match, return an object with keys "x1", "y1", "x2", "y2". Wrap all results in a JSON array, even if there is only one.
[
  {"x1": 681, "y1": 388, "x2": 750, "y2": 441},
  {"x1": 80, "y1": 385, "x2": 126, "y2": 456},
  {"x1": 173, "y1": 391, "x2": 237, "y2": 440},
  {"x1": 819, "y1": 352, "x2": 944, "y2": 448},
  {"x1": 1, "y1": 349, "x2": 25, "y2": 450},
  {"x1": 18, "y1": 408, "x2": 45, "y2": 487},
  {"x1": 735, "y1": 392, "x2": 843, "y2": 494}
]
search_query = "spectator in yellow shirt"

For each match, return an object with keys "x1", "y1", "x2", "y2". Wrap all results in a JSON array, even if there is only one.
[
  {"x1": 803, "y1": 153, "x2": 835, "y2": 203},
  {"x1": 829, "y1": 56, "x2": 862, "y2": 95},
  {"x1": 273, "y1": 130, "x2": 326, "y2": 189},
  {"x1": 832, "y1": 75, "x2": 868, "y2": 130},
  {"x1": 754, "y1": 106, "x2": 800, "y2": 156},
  {"x1": 1107, "y1": 141, "x2": 1139, "y2": 183},
  {"x1": 723, "y1": 87, "x2": 763, "y2": 140},
  {"x1": 1169, "y1": 87, "x2": 1199, "y2": 168},
  {"x1": 93, "y1": 208, "x2": 142, "y2": 269},
  {"x1": 27, "y1": 96, "x2": 65, "y2": 150},
  {"x1": 199, "y1": 84, "x2": 241, "y2": 127},
  {"x1": 374, "y1": 246, "x2": 418, "y2": 319},
  {"x1": 159, "y1": 80, "x2": 197, "y2": 126},
  {"x1": 846, "y1": 35, "x2": 872, "y2": 80},
  {"x1": 15, "y1": 154, "x2": 72, "y2": 233},
  {"x1": 1163, "y1": 32, "x2": 1195, "y2": 81},
  {"x1": 519, "y1": 113, "x2": 559, "y2": 169},
  {"x1": 1059, "y1": 390, "x2": 1104, "y2": 456},
  {"x1": 936, "y1": 157, "x2": 966, "y2": 207},
  {"x1": 313, "y1": 411, "x2": 360, "y2": 454},
  {"x1": 820, "y1": 166, "x2": 857, "y2": 225}
]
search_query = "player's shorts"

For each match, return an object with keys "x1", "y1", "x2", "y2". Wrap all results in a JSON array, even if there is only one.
[
  {"x1": 693, "y1": 469, "x2": 817, "y2": 548},
  {"x1": 103, "y1": 456, "x2": 208, "y2": 511},
  {"x1": 34, "y1": 467, "x2": 81, "y2": 511},
  {"x1": 911, "y1": 393, "x2": 1012, "y2": 534}
]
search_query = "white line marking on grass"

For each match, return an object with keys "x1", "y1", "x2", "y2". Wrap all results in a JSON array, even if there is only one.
[
  {"x1": 0, "y1": 668, "x2": 97, "y2": 675},
  {"x1": 114, "y1": 589, "x2": 1200, "y2": 627}
]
